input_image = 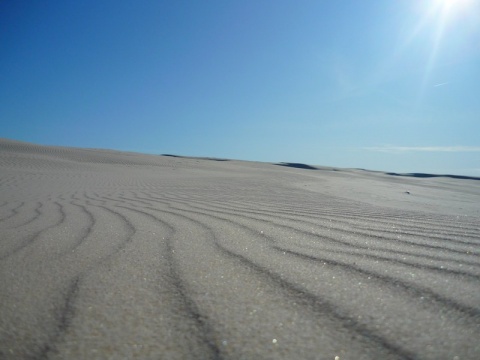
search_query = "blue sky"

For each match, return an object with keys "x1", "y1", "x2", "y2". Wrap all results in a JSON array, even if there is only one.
[{"x1": 1, "y1": 0, "x2": 480, "y2": 175}]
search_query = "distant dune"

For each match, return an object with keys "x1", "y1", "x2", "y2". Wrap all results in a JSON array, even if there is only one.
[{"x1": 1, "y1": 138, "x2": 479, "y2": 359}]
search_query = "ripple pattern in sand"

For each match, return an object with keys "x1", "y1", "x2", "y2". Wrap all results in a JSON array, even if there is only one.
[{"x1": 1, "y1": 139, "x2": 480, "y2": 359}]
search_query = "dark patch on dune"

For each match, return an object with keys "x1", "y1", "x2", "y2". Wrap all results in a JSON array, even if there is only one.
[
  {"x1": 162, "y1": 154, "x2": 185, "y2": 158},
  {"x1": 386, "y1": 172, "x2": 480, "y2": 181},
  {"x1": 276, "y1": 162, "x2": 318, "y2": 170},
  {"x1": 162, "y1": 154, "x2": 229, "y2": 162}
]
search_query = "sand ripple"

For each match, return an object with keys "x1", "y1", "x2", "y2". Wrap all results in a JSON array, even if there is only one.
[{"x1": 1, "y1": 139, "x2": 480, "y2": 359}]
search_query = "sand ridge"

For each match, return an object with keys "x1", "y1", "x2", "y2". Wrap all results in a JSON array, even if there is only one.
[{"x1": 1, "y1": 138, "x2": 480, "y2": 359}]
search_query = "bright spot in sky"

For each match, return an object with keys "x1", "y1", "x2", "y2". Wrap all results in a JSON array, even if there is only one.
[
  {"x1": 432, "y1": 0, "x2": 473, "y2": 17},
  {"x1": 416, "y1": 0, "x2": 477, "y2": 101}
]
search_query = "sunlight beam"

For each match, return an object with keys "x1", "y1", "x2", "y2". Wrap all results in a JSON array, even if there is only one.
[{"x1": 417, "y1": 0, "x2": 474, "y2": 105}]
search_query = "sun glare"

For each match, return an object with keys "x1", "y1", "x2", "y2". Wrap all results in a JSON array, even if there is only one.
[
  {"x1": 433, "y1": 0, "x2": 473, "y2": 15},
  {"x1": 415, "y1": 0, "x2": 476, "y2": 103}
]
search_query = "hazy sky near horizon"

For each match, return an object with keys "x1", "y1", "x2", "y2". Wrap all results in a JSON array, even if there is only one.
[{"x1": 2, "y1": 0, "x2": 480, "y2": 175}]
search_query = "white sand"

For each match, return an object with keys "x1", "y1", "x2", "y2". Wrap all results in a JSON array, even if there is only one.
[{"x1": 1, "y1": 138, "x2": 479, "y2": 359}]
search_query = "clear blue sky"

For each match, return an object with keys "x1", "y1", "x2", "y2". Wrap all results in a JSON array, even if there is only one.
[{"x1": 2, "y1": 0, "x2": 480, "y2": 175}]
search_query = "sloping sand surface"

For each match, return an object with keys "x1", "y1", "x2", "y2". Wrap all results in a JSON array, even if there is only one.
[{"x1": 1, "y1": 138, "x2": 480, "y2": 359}]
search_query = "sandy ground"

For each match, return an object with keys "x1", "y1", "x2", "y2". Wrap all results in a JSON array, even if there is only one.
[{"x1": 1, "y1": 138, "x2": 479, "y2": 360}]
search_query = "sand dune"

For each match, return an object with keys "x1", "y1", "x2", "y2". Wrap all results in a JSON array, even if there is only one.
[{"x1": 1, "y1": 138, "x2": 479, "y2": 359}]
